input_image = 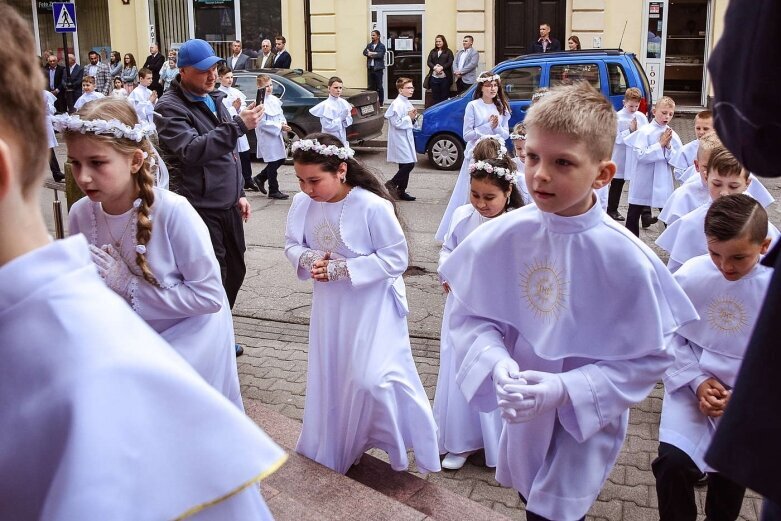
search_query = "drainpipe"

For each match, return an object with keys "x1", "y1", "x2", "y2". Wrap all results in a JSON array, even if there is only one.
[{"x1": 304, "y1": 0, "x2": 312, "y2": 71}]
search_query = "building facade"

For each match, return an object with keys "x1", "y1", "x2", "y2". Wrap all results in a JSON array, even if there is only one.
[{"x1": 14, "y1": 0, "x2": 727, "y2": 108}]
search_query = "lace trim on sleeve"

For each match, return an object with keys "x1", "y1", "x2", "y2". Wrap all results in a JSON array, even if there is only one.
[
  {"x1": 299, "y1": 249, "x2": 324, "y2": 272},
  {"x1": 327, "y1": 259, "x2": 350, "y2": 281}
]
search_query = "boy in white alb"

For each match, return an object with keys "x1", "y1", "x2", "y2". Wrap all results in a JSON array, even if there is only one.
[
  {"x1": 126, "y1": 68, "x2": 157, "y2": 124},
  {"x1": 510, "y1": 122, "x2": 532, "y2": 205},
  {"x1": 624, "y1": 96, "x2": 682, "y2": 236},
  {"x1": 0, "y1": 7, "x2": 287, "y2": 519},
  {"x1": 253, "y1": 73, "x2": 291, "y2": 199},
  {"x1": 217, "y1": 66, "x2": 257, "y2": 194},
  {"x1": 384, "y1": 77, "x2": 419, "y2": 202},
  {"x1": 440, "y1": 83, "x2": 697, "y2": 521},
  {"x1": 657, "y1": 148, "x2": 779, "y2": 272},
  {"x1": 654, "y1": 194, "x2": 772, "y2": 521},
  {"x1": 73, "y1": 75, "x2": 105, "y2": 111},
  {"x1": 670, "y1": 110, "x2": 712, "y2": 181},
  {"x1": 606, "y1": 87, "x2": 648, "y2": 221},
  {"x1": 309, "y1": 76, "x2": 352, "y2": 146}
]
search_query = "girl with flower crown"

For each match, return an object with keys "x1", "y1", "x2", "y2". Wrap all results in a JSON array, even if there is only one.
[
  {"x1": 435, "y1": 147, "x2": 523, "y2": 471},
  {"x1": 435, "y1": 72, "x2": 511, "y2": 241},
  {"x1": 63, "y1": 98, "x2": 244, "y2": 409},
  {"x1": 284, "y1": 132, "x2": 441, "y2": 475}
]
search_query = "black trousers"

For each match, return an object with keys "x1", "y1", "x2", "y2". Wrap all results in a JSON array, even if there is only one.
[
  {"x1": 625, "y1": 204, "x2": 654, "y2": 236},
  {"x1": 194, "y1": 206, "x2": 246, "y2": 309},
  {"x1": 653, "y1": 442, "x2": 746, "y2": 521},
  {"x1": 607, "y1": 178, "x2": 625, "y2": 213},
  {"x1": 261, "y1": 158, "x2": 285, "y2": 193},
  {"x1": 368, "y1": 68, "x2": 384, "y2": 105},
  {"x1": 519, "y1": 493, "x2": 585, "y2": 521},
  {"x1": 49, "y1": 150, "x2": 62, "y2": 176},
  {"x1": 390, "y1": 162, "x2": 415, "y2": 192},
  {"x1": 429, "y1": 76, "x2": 450, "y2": 105},
  {"x1": 239, "y1": 150, "x2": 253, "y2": 183},
  {"x1": 456, "y1": 78, "x2": 472, "y2": 94}
]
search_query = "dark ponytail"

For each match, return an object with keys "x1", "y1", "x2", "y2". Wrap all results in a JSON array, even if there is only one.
[{"x1": 468, "y1": 156, "x2": 524, "y2": 210}]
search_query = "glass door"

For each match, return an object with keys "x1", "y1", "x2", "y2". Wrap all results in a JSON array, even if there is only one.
[{"x1": 380, "y1": 11, "x2": 423, "y2": 103}]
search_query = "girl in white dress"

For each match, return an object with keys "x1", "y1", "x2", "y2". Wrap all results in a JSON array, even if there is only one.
[
  {"x1": 111, "y1": 77, "x2": 128, "y2": 99},
  {"x1": 43, "y1": 89, "x2": 63, "y2": 182},
  {"x1": 285, "y1": 132, "x2": 441, "y2": 475},
  {"x1": 60, "y1": 98, "x2": 244, "y2": 409},
  {"x1": 309, "y1": 76, "x2": 352, "y2": 146},
  {"x1": 435, "y1": 71, "x2": 511, "y2": 241},
  {"x1": 435, "y1": 152, "x2": 523, "y2": 470},
  {"x1": 510, "y1": 122, "x2": 532, "y2": 205}
]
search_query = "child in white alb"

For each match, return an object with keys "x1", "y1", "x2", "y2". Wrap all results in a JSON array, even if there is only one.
[
  {"x1": 383, "y1": 76, "x2": 419, "y2": 201},
  {"x1": 435, "y1": 146, "x2": 523, "y2": 471},
  {"x1": 670, "y1": 109, "x2": 712, "y2": 181},
  {"x1": 111, "y1": 76, "x2": 128, "y2": 99},
  {"x1": 126, "y1": 68, "x2": 157, "y2": 124},
  {"x1": 254, "y1": 73, "x2": 291, "y2": 199},
  {"x1": 654, "y1": 194, "x2": 772, "y2": 521},
  {"x1": 309, "y1": 76, "x2": 352, "y2": 146},
  {"x1": 73, "y1": 75, "x2": 105, "y2": 111},
  {"x1": 510, "y1": 122, "x2": 532, "y2": 205},
  {"x1": 439, "y1": 83, "x2": 697, "y2": 521},
  {"x1": 217, "y1": 66, "x2": 257, "y2": 195}
]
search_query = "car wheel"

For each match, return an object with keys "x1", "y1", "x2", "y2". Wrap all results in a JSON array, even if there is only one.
[
  {"x1": 284, "y1": 125, "x2": 306, "y2": 163},
  {"x1": 428, "y1": 134, "x2": 464, "y2": 171}
]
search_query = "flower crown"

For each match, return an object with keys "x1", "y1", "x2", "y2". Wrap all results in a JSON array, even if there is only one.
[
  {"x1": 475, "y1": 135, "x2": 507, "y2": 157},
  {"x1": 291, "y1": 139, "x2": 355, "y2": 160},
  {"x1": 469, "y1": 160, "x2": 514, "y2": 181},
  {"x1": 476, "y1": 74, "x2": 501, "y2": 83},
  {"x1": 509, "y1": 133, "x2": 526, "y2": 140},
  {"x1": 51, "y1": 114, "x2": 156, "y2": 142}
]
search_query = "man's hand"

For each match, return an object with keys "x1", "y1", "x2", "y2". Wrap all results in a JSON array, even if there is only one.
[
  {"x1": 237, "y1": 197, "x2": 252, "y2": 223},
  {"x1": 696, "y1": 378, "x2": 729, "y2": 417},
  {"x1": 239, "y1": 102, "x2": 265, "y2": 130}
]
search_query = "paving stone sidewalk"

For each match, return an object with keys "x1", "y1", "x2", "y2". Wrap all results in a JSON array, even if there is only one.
[{"x1": 235, "y1": 316, "x2": 762, "y2": 520}]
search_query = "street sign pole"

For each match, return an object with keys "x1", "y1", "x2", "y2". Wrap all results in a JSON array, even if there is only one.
[{"x1": 62, "y1": 33, "x2": 71, "y2": 112}]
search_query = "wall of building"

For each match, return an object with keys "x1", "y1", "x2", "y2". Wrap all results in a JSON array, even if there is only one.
[
  {"x1": 456, "y1": 0, "x2": 490, "y2": 73},
  {"x1": 109, "y1": 0, "x2": 151, "y2": 63}
]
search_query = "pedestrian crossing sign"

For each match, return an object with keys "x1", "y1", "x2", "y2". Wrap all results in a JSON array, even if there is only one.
[{"x1": 53, "y1": 2, "x2": 77, "y2": 33}]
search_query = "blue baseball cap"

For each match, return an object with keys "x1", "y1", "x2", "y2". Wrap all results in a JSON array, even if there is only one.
[{"x1": 177, "y1": 39, "x2": 222, "y2": 71}]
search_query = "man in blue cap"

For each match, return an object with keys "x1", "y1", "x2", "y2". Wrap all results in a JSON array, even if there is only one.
[{"x1": 155, "y1": 38, "x2": 264, "y2": 357}]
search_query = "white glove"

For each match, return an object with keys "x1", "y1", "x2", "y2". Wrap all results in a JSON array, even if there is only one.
[
  {"x1": 501, "y1": 370, "x2": 569, "y2": 423},
  {"x1": 89, "y1": 244, "x2": 136, "y2": 300},
  {"x1": 492, "y1": 358, "x2": 527, "y2": 422}
]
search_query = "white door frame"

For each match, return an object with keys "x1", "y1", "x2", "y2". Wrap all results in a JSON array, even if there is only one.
[
  {"x1": 371, "y1": 4, "x2": 425, "y2": 104},
  {"x1": 641, "y1": 0, "x2": 668, "y2": 103}
]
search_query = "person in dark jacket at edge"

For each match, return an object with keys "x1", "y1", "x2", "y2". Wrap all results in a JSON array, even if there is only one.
[
  {"x1": 154, "y1": 39, "x2": 264, "y2": 358},
  {"x1": 704, "y1": 2, "x2": 781, "y2": 519}
]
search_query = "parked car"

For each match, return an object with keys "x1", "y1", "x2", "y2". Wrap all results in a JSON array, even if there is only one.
[
  {"x1": 227, "y1": 69, "x2": 384, "y2": 159},
  {"x1": 413, "y1": 49, "x2": 653, "y2": 170}
]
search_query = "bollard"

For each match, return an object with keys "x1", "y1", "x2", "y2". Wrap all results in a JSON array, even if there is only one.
[
  {"x1": 52, "y1": 196, "x2": 64, "y2": 239},
  {"x1": 64, "y1": 161, "x2": 85, "y2": 210}
]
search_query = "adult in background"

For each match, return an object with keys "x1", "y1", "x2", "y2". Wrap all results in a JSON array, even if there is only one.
[
  {"x1": 272, "y1": 36, "x2": 291, "y2": 68},
  {"x1": 530, "y1": 23, "x2": 561, "y2": 53},
  {"x1": 453, "y1": 35, "x2": 479, "y2": 94},
  {"x1": 363, "y1": 30, "x2": 386, "y2": 104},
  {"x1": 426, "y1": 34, "x2": 454, "y2": 106},
  {"x1": 567, "y1": 35, "x2": 582, "y2": 50},
  {"x1": 121, "y1": 53, "x2": 139, "y2": 91},
  {"x1": 227, "y1": 40, "x2": 250, "y2": 71},
  {"x1": 257, "y1": 39, "x2": 275, "y2": 68},
  {"x1": 155, "y1": 38, "x2": 264, "y2": 358},
  {"x1": 63, "y1": 53, "x2": 83, "y2": 112},
  {"x1": 143, "y1": 43, "x2": 165, "y2": 97},
  {"x1": 159, "y1": 50, "x2": 179, "y2": 92},
  {"x1": 704, "y1": 1, "x2": 781, "y2": 518},
  {"x1": 43, "y1": 55, "x2": 65, "y2": 113},
  {"x1": 85, "y1": 50, "x2": 111, "y2": 95},
  {"x1": 108, "y1": 50, "x2": 122, "y2": 79}
]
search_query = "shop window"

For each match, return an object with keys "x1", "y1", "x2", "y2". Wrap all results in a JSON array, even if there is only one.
[
  {"x1": 607, "y1": 63, "x2": 628, "y2": 95},
  {"x1": 500, "y1": 66, "x2": 541, "y2": 100},
  {"x1": 550, "y1": 63, "x2": 600, "y2": 89}
]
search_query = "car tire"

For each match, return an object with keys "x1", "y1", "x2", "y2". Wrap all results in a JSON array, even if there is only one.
[
  {"x1": 428, "y1": 133, "x2": 464, "y2": 171},
  {"x1": 284, "y1": 125, "x2": 306, "y2": 163}
]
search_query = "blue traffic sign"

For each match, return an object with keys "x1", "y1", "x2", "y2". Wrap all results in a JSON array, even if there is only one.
[{"x1": 52, "y1": 2, "x2": 76, "y2": 33}]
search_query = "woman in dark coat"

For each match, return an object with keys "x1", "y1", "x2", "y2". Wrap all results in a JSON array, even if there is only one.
[{"x1": 426, "y1": 34, "x2": 454, "y2": 105}]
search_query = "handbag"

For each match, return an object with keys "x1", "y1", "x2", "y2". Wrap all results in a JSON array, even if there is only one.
[{"x1": 423, "y1": 72, "x2": 431, "y2": 90}]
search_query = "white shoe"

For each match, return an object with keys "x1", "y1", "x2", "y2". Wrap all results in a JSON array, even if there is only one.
[{"x1": 441, "y1": 452, "x2": 470, "y2": 470}]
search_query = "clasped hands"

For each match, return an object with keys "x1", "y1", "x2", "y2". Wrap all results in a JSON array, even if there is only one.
[
  {"x1": 89, "y1": 244, "x2": 135, "y2": 299},
  {"x1": 311, "y1": 251, "x2": 333, "y2": 282},
  {"x1": 493, "y1": 359, "x2": 569, "y2": 423},
  {"x1": 696, "y1": 377, "x2": 730, "y2": 418}
]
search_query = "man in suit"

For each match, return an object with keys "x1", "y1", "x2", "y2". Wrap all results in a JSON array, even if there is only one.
[
  {"x1": 362, "y1": 30, "x2": 386, "y2": 104},
  {"x1": 43, "y1": 54, "x2": 65, "y2": 113},
  {"x1": 85, "y1": 51, "x2": 111, "y2": 96},
  {"x1": 530, "y1": 23, "x2": 561, "y2": 53},
  {"x1": 453, "y1": 35, "x2": 479, "y2": 94},
  {"x1": 63, "y1": 53, "x2": 83, "y2": 112},
  {"x1": 143, "y1": 44, "x2": 165, "y2": 97},
  {"x1": 227, "y1": 40, "x2": 250, "y2": 71},
  {"x1": 257, "y1": 39, "x2": 275, "y2": 69},
  {"x1": 272, "y1": 36, "x2": 291, "y2": 68}
]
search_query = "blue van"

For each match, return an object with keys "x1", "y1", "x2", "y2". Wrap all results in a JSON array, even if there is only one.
[{"x1": 413, "y1": 49, "x2": 652, "y2": 170}]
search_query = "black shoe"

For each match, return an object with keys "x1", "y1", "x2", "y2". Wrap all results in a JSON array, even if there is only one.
[
  {"x1": 253, "y1": 173, "x2": 268, "y2": 194},
  {"x1": 244, "y1": 179, "x2": 260, "y2": 192},
  {"x1": 641, "y1": 215, "x2": 658, "y2": 228},
  {"x1": 607, "y1": 210, "x2": 625, "y2": 221},
  {"x1": 52, "y1": 172, "x2": 65, "y2": 182},
  {"x1": 268, "y1": 191, "x2": 289, "y2": 200},
  {"x1": 235, "y1": 343, "x2": 244, "y2": 357},
  {"x1": 384, "y1": 180, "x2": 399, "y2": 198},
  {"x1": 398, "y1": 191, "x2": 416, "y2": 201}
]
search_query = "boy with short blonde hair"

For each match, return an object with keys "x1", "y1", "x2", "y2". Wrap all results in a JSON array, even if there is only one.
[
  {"x1": 73, "y1": 75, "x2": 105, "y2": 111},
  {"x1": 671, "y1": 109, "x2": 713, "y2": 180},
  {"x1": 384, "y1": 76, "x2": 419, "y2": 201},
  {"x1": 439, "y1": 82, "x2": 697, "y2": 521}
]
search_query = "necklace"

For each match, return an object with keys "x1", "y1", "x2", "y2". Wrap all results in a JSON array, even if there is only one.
[{"x1": 102, "y1": 206, "x2": 136, "y2": 249}]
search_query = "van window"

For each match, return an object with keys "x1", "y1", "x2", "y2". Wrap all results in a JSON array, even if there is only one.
[
  {"x1": 607, "y1": 63, "x2": 628, "y2": 95},
  {"x1": 499, "y1": 66, "x2": 542, "y2": 100},
  {"x1": 550, "y1": 63, "x2": 600, "y2": 89}
]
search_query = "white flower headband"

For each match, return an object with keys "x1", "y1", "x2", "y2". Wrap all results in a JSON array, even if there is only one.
[
  {"x1": 509, "y1": 133, "x2": 526, "y2": 140},
  {"x1": 291, "y1": 139, "x2": 355, "y2": 160},
  {"x1": 475, "y1": 135, "x2": 507, "y2": 157},
  {"x1": 476, "y1": 74, "x2": 501, "y2": 83},
  {"x1": 52, "y1": 114, "x2": 156, "y2": 142},
  {"x1": 469, "y1": 160, "x2": 514, "y2": 182}
]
